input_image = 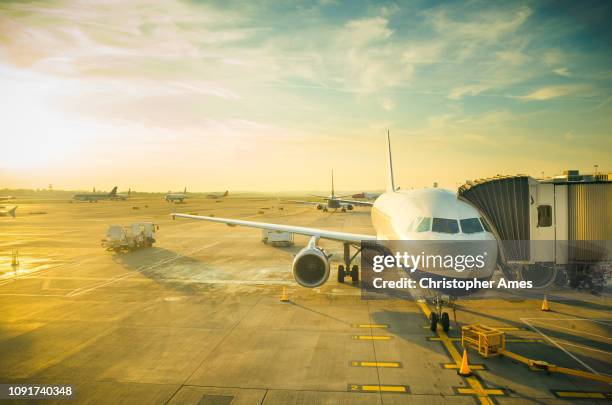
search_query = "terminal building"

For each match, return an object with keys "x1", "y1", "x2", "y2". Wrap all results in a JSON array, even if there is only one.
[{"x1": 458, "y1": 170, "x2": 611, "y2": 292}]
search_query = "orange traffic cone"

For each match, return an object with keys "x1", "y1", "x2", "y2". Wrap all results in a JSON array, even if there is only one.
[
  {"x1": 541, "y1": 295, "x2": 550, "y2": 312},
  {"x1": 280, "y1": 287, "x2": 289, "y2": 302},
  {"x1": 457, "y1": 348, "x2": 472, "y2": 376}
]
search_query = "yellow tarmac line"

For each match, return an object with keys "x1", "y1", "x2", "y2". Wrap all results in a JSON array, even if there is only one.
[
  {"x1": 457, "y1": 388, "x2": 505, "y2": 396},
  {"x1": 352, "y1": 324, "x2": 388, "y2": 328},
  {"x1": 552, "y1": 390, "x2": 611, "y2": 399},
  {"x1": 352, "y1": 335, "x2": 392, "y2": 340},
  {"x1": 351, "y1": 361, "x2": 401, "y2": 368},
  {"x1": 349, "y1": 384, "x2": 409, "y2": 393},
  {"x1": 443, "y1": 363, "x2": 486, "y2": 370},
  {"x1": 417, "y1": 301, "x2": 498, "y2": 405}
]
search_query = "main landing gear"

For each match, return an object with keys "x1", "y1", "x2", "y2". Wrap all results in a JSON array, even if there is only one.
[
  {"x1": 429, "y1": 294, "x2": 454, "y2": 332},
  {"x1": 337, "y1": 242, "x2": 360, "y2": 285}
]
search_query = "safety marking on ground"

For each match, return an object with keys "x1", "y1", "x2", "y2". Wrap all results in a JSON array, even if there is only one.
[
  {"x1": 427, "y1": 337, "x2": 543, "y2": 343},
  {"x1": 417, "y1": 301, "x2": 502, "y2": 405},
  {"x1": 454, "y1": 387, "x2": 507, "y2": 396},
  {"x1": 442, "y1": 363, "x2": 487, "y2": 370},
  {"x1": 551, "y1": 390, "x2": 611, "y2": 399},
  {"x1": 352, "y1": 323, "x2": 388, "y2": 329},
  {"x1": 352, "y1": 335, "x2": 392, "y2": 340},
  {"x1": 348, "y1": 384, "x2": 410, "y2": 394},
  {"x1": 350, "y1": 361, "x2": 402, "y2": 368},
  {"x1": 423, "y1": 325, "x2": 453, "y2": 330}
]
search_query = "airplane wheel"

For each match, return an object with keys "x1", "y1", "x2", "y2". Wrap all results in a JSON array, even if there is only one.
[
  {"x1": 441, "y1": 312, "x2": 450, "y2": 332},
  {"x1": 341, "y1": 208, "x2": 346, "y2": 213},
  {"x1": 429, "y1": 312, "x2": 438, "y2": 332},
  {"x1": 350, "y1": 265, "x2": 359, "y2": 284},
  {"x1": 337, "y1": 265, "x2": 345, "y2": 283},
  {"x1": 323, "y1": 208, "x2": 328, "y2": 212}
]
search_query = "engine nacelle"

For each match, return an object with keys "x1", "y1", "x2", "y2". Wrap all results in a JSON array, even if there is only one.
[
  {"x1": 316, "y1": 204, "x2": 324, "y2": 210},
  {"x1": 292, "y1": 244, "x2": 330, "y2": 288},
  {"x1": 345, "y1": 204, "x2": 354, "y2": 211}
]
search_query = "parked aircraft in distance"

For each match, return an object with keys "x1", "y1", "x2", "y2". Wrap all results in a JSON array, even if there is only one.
[
  {"x1": 0, "y1": 196, "x2": 16, "y2": 201},
  {"x1": 165, "y1": 187, "x2": 188, "y2": 203},
  {"x1": 352, "y1": 191, "x2": 381, "y2": 199},
  {"x1": 115, "y1": 189, "x2": 131, "y2": 201},
  {"x1": 207, "y1": 190, "x2": 229, "y2": 199},
  {"x1": 0, "y1": 206, "x2": 17, "y2": 217},
  {"x1": 287, "y1": 170, "x2": 372, "y2": 212},
  {"x1": 173, "y1": 132, "x2": 497, "y2": 332},
  {"x1": 73, "y1": 186, "x2": 118, "y2": 202}
]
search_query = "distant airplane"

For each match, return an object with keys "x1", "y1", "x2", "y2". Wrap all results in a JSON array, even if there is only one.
[
  {"x1": 0, "y1": 196, "x2": 15, "y2": 201},
  {"x1": 352, "y1": 191, "x2": 381, "y2": 199},
  {"x1": 73, "y1": 186, "x2": 118, "y2": 202},
  {"x1": 287, "y1": 170, "x2": 372, "y2": 212},
  {"x1": 206, "y1": 190, "x2": 229, "y2": 199},
  {"x1": 0, "y1": 206, "x2": 17, "y2": 217},
  {"x1": 114, "y1": 188, "x2": 131, "y2": 201},
  {"x1": 165, "y1": 187, "x2": 188, "y2": 203},
  {"x1": 173, "y1": 132, "x2": 497, "y2": 332}
]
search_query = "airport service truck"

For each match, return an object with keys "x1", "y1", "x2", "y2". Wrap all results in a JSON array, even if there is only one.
[
  {"x1": 261, "y1": 229, "x2": 294, "y2": 246},
  {"x1": 102, "y1": 222, "x2": 158, "y2": 252}
]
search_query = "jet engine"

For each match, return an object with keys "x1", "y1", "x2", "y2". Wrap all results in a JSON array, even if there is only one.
[
  {"x1": 316, "y1": 204, "x2": 324, "y2": 210},
  {"x1": 345, "y1": 204, "x2": 354, "y2": 211},
  {"x1": 292, "y1": 238, "x2": 331, "y2": 287}
]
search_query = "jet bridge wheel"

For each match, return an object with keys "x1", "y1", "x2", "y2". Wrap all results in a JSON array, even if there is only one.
[
  {"x1": 337, "y1": 265, "x2": 345, "y2": 283},
  {"x1": 350, "y1": 265, "x2": 359, "y2": 284},
  {"x1": 429, "y1": 312, "x2": 438, "y2": 332},
  {"x1": 440, "y1": 312, "x2": 450, "y2": 332}
]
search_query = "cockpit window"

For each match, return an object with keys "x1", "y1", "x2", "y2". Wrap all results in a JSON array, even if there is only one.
[
  {"x1": 416, "y1": 217, "x2": 431, "y2": 232},
  {"x1": 480, "y1": 217, "x2": 492, "y2": 232},
  {"x1": 460, "y1": 218, "x2": 484, "y2": 234},
  {"x1": 432, "y1": 218, "x2": 459, "y2": 234}
]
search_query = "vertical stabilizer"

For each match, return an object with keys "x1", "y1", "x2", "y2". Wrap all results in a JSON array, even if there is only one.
[
  {"x1": 331, "y1": 169, "x2": 335, "y2": 198},
  {"x1": 386, "y1": 131, "x2": 396, "y2": 192},
  {"x1": 109, "y1": 186, "x2": 118, "y2": 196}
]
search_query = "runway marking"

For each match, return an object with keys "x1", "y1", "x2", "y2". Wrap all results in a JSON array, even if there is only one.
[
  {"x1": 553, "y1": 340, "x2": 612, "y2": 355},
  {"x1": 551, "y1": 390, "x2": 611, "y2": 399},
  {"x1": 348, "y1": 384, "x2": 409, "y2": 393},
  {"x1": 455, "y1": 387, "x2": 506, "y2": 396},
  {"x1": 351, "y1": 361, "x2": 402, "y2": 368},
  {"x1": 417, "y1": 301, "x2": 499, "y2": 405},
  {"x1": 352, "y1": 323, "x2": 388, "y2": 329},
  {"x1": 443, "y1": 363, "x2": 486, "y2": 370},
  {"x1": 352, "y1": 335, "x2": 392, "y2": 341},
  {"x1": 523, "y1": 317, "x2": 612, "y2": 341},
  {"x1": 521, "y1": 318, "x2": 605, "y2": 376}
]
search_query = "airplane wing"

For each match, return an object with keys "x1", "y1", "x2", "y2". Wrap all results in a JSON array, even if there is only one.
[
  {"x1": 335, "y1": 199, "x2": 374, "y2": 207},
  {"x1": 171, "y1": 213, "x2": 376, "y2": 243},
  {"x1": 283, "y1": 199, "x2": 321, "y2": 206}
]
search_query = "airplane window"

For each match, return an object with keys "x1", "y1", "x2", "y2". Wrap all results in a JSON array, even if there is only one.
[
  {"x1": 416, "y1": 217, "x2": 431, "y2": 232},
  {"x1": 460, "y1": 218, "x2": 484, "y2": 234},
  {"x1": 432, "y1": 218, "x2": 459, "y2": 234},
  {"x1": 480, "y1": 217, "x2": 492, "y2": 232}
]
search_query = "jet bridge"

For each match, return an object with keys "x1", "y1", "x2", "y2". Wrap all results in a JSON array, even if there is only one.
[{"x1": 458, "y1": 172, "x2": 611, "y2": 291}]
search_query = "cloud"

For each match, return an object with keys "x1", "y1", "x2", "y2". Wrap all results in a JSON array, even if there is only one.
[
  {"x1": 553, "y1": 67, "x2": 570, "y2": 76},
  {"x1": 378, "y1": 97, "x2": 395, "y2": 111},
  {"x1": 520, "y1": 85, "x2": 595, "y2": 101},
  {"x1": 496, "y1": 50, "x2": 529, "y2": 65},
  {"x1": 448, "y1": 84, "x2": 491, "y2": 100}
]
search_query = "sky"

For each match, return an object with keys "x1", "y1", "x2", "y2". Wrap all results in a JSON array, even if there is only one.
[{"x1": 0, "y1": 0, "x2": 611, "y2": 192}]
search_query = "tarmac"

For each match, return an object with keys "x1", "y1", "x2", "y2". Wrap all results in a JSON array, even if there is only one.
[{"x1": 0, "y1": 196, "x2": 610, "y2": 404}]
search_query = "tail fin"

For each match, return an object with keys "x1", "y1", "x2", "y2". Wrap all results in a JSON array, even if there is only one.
[
  {"x1": 184, "y1": 187, "x2": 187, "y2": 193},
  {"x1": 8, "y1": 206, "x2": 17, "y2": 218},
  {"x1": 223, "y1": 190, "x2": 228, "y2": 197},
  {"x1": 109, "y1": 186, "x2": 117, "y2": 196},
  {"x1": 386, "y1": 131, "x2": 396, "y2": 192},
  {"x1": 128, "y1": 188, "x2": 131, "y2": 196},
  {"x1": 331, "y1": 169, "x2": 335, "y2": 198}
]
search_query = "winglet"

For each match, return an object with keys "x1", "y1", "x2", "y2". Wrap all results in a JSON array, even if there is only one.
[{"x1": 386, "y1": 130, "x2": 396, "y2": 192}]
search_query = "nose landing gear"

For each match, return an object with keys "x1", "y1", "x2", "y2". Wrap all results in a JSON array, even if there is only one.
[{"x1": 430, "y1": 295, "x2": 454, "y2": 332}]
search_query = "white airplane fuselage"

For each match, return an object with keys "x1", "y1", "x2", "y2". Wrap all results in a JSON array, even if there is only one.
[{"x1": 370, "y1": 188, "x2": 497, "y2": 285}]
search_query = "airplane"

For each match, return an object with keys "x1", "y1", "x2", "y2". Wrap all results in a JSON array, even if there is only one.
[
  {"x1": 287, "y1": 170, "x2": 372, "y2": 212},
  {"x1": 0, "y1": 206, "x2": 17, "y2": 217},
  {"x1": 0, "y1": 196, "x2": 16, "y2": 201},
  {"x1": 352, "y1": 191, "x2": 381, "y2": 199},
  {"x1": 73, "y1": 186, "x2": 118, "y2": 202},
  {"x1": 172, "y1": 132, "x2": 497, "y2": 332},
  {"x1": 114, "y1": 188, "x2": 131, "y2": 201},
  {"x1": 165, "y1": 187, "x2": 188, "y2": 203},
  {"x1": 207, "y1": 190, "x2": 229, "y2": 199}
]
